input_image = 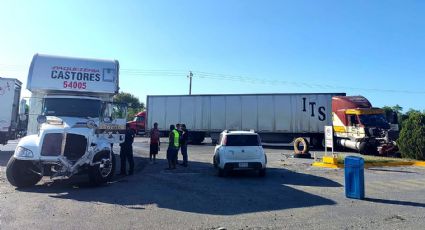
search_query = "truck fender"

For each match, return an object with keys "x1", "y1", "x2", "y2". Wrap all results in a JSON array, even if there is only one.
[
  {"x1": 92, "y1": 150, "x2": 112, "y2": 164},
  {"x1": 89, "y1": 141, "x2": 112, "y2": 165},
  {"x1": 13, "y1": 135, "x2": 40, "y2": 161}
]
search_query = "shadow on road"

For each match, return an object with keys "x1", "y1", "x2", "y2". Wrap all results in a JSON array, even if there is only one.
[
  {"x1": 0, "y1": 151, "x2": 13, "y2": 167},
  {"x1": 16, "y1": 156, "x2": 339, "y2": 215},
  {"x1": 365, "y1": 197, "x2": 425, "y2": 208}
]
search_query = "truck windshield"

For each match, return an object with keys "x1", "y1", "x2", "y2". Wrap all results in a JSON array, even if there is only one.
[
  {"x1": 359, "y1": 114, "x2": 390, "y2": 129},
  {"x1": 43, "y1": 98, "x2": 101, "y2": 118},
  {"x1": 133, "y1": 116, "x2": 144, "y2": 122}
]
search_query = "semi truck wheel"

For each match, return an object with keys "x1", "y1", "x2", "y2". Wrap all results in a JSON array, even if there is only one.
[
  {"x1": 211, "y1": 138, "x2": 218, "y2": 145},
  {"x1": 310, "y1": 137, "x2": 326, "y2": 149},
  {"x1": 359, "y1": 142, "x2": 368, "y2": 155},
  {"x1": 89, "y1": 151, "x2": 116, "y2": 185},
  {"x1": 6, "y1": 157, "x2": 42, "y2": 188},
  {"x1": 189, "y1": 132, "x2": 205, "y2": 145},
  {"x1": 294, "y1": 137, "x2": 310, "y2": 154},
  {"x1": 359, "y1": 142, "x2": 378, "y2": 155}
]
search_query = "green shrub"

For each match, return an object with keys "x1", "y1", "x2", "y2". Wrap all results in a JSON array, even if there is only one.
[{"x1": 398, "y1": 112, "x2": 425, "y2": 160}]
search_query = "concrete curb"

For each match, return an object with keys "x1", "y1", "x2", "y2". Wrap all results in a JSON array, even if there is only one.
[
  {"x1": 312, "y1": 162, "x2": 342, "y2": 169},
  {"x1": 312, "y1": 160, "x2": 425, "y2": 169}
]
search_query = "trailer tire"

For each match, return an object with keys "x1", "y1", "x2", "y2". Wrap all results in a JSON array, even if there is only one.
[
  {"x1": 6, "y1": 158, "x2": 42, "y2": 188},
  {"x1": 189, "y1": 132, "x2": 205, "y2": 145},
  {"x1": 212, "y1": 138, "x2": 218, "y2": 145},
  {"x1": 89, "y1": 151, "x2": 116, "y2": 186},
  {"x1": 321, "y1": 138, "x2": 326, "y2": 149},
  {"x1": 294, "y1": 137, "x2": 310, "y2": 154}
]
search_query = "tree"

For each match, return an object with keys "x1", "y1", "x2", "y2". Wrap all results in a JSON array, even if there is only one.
[
  {"x1": 113, "y1": 92, "x2": 145, "y2": 121},
  {"x1": 398, "y1": 111, "x2": 425, "y2": 160}
]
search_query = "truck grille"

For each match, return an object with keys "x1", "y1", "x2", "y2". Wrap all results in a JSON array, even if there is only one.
[
  {"x1": 41, "y1": 133, "x2": 87, "y2": 160},
  {"x1": 41, "y1": 133, "x2": 63, "y2": 156},
  {"x1": 64, "y1": 134, "x2": 87, "y2": 161}
]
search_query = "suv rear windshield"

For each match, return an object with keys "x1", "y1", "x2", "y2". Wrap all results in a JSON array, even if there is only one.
[{"x1": 225, "y1": 135, "x2": 260, "y2": 146}]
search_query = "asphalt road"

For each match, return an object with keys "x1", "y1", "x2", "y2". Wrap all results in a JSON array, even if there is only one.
[{"x1": 1, "y1": 138, "x2": 425, "y2": 230}]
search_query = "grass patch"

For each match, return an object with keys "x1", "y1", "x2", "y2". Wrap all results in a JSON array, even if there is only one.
[{"x1": 335, "y1": 154, "x2": 415, "y2": 165}]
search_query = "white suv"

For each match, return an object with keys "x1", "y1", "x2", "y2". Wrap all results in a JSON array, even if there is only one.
[{"x1": 213, "y1": 130, "x2": 267, "y2": 177}]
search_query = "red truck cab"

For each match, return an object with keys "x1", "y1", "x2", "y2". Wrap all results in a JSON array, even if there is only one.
[
  {"x1": 332, "y1": 96, "x2": 398, "y2": 155},
  {"x1": 127, "y1": 111, "x2": 146, "y2": 135}
]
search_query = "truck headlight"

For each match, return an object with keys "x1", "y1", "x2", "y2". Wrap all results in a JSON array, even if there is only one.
[
  {"x1": 87, "y1": 120, "x2": 97, "y2": 129},
  {"x1": 15, "y1": 146, "x2": 34, "y2": 158}
]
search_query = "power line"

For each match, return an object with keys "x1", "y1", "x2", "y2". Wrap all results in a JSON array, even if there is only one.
[
  {"x1": 191, "y1": 71, "x2": 425, "y2": 94},
  {"x1": 0, "y1": 63, "x2": 423, "y2": 94}
]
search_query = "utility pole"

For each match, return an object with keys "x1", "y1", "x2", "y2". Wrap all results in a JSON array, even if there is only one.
[{"x1": 188, "y1": 71, "x2": 193, "y2": 95}]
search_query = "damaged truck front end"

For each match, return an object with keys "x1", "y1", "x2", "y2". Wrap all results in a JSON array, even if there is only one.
[
  {"x1": 6, "y1": 96, "x2": 127, "y2": 188},
  {"x1": 332, "y1": 96, "x2": 399, "y2": 156}
]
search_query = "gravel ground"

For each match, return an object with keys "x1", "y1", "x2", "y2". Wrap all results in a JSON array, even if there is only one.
[{"x1": 1, "y1": 137, "x2": 425, "y2": 230}]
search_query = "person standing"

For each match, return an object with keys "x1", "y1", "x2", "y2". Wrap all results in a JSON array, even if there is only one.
[
  {"x1": 166, "y1": 125, "x2": 180, "y2": 169},
  {"x1": 119, "y1": 124, "x2": 135, "y2": 176},
  {"x1": 175, "y1": 123, "x2": 182, "y2": 164},
  {"x1": 180, "y1": 124, "x2": 189, "y2": 167},
  {"x1": 149, "y1": 122, "x2": 160, "y2": 164}
]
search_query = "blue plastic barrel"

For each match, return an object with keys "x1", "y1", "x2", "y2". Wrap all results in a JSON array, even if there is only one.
[{"x1": 344, "y1": 156, "x2": 365, "y2": 199}]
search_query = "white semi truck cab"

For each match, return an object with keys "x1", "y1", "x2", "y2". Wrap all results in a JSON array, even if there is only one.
[{"x1": 6, "y1": 54, "x2": 127, "y2": 188}]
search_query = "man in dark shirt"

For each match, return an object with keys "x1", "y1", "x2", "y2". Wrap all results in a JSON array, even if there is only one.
[
  {"x1": 118, "y1": 124, "x2": 135, "y2": 175},
  {"x1": 180, "y1": 124, "x2": 189, "y2": 167},
  {"x1": 175, "y1": 123, "x2": 182, "y2": 163}
]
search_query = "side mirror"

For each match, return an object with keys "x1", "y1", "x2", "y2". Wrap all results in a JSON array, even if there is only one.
[
  {"x1": 19, "y1": 99, "x2": 26, "y2": 116},
  {"x1": 37, "y1": 115, "x2": 47, "y2": 124},
  {"x1": 20, "y1": 114, "x2": 27, "y2": 121}
]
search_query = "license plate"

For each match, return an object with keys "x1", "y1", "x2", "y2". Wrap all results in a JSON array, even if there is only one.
[{"x1": 238, "y1": 162, "x2": 248, "y2": 168}]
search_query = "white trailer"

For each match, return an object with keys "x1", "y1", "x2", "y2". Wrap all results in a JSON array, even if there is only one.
[
  {"x1": 0, "y1": 78, "x2": 22, "y2": 145},
  {"x1": 6, "y1": 54, "x2": 127, "y2": 188},
  {"x1": 146, "y1": 93, "x2": 345, "y2": 145}
]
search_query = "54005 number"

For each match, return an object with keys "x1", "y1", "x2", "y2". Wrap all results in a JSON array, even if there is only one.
[{"x1": 63, "y1": 81, "x2": 86, "y2": 89}]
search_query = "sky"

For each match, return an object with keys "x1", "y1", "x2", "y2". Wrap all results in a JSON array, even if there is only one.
[{"x1": 0, "y1": 0, "x2": 424, "y2": 112}]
